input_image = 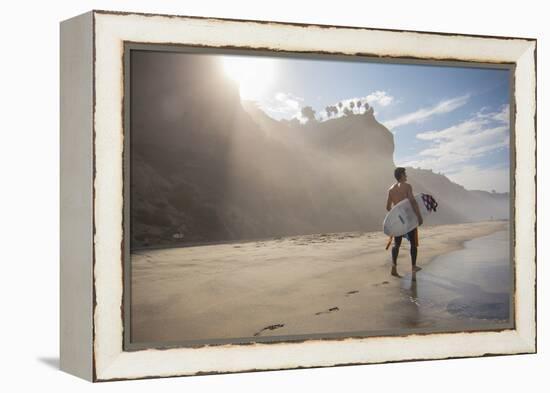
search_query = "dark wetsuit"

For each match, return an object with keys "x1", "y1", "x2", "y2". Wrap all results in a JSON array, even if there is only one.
[{"x1": 391, "y1": 228, "x2": 418, "y2": 267}]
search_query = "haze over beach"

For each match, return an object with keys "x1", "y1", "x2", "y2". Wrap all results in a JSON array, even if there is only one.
[
  {"x1": 130, "y1": 51, "x2": 510, "y2": 248},
  {"x1": 129, "y1": 50, "x2": 511, "y2": 344}
]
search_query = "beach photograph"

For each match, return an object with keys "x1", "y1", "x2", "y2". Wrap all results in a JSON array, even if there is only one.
[{"x1": 127, "y1": 47, "x2": 512, "y2": 346}]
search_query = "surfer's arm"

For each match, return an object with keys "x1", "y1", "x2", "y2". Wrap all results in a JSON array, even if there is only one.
[
  {"x1": 386, "y1": 193, "x2": 392, "y2": 212},
  {"x1": 407, "y1": 186, "x2": 423, "y2": 225}
]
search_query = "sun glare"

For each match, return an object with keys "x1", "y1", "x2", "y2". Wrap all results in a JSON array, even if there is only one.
[{"x1": 221, "y1": 56, "x2": 277, "y2": 100}]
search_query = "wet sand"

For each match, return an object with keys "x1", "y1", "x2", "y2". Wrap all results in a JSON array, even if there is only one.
[
  {"x1": 395, "y1": 229, "x2": 511, "y2": 331},
  {"x1": 130, "y1": 221, "x2": 509, "y2": 344}
]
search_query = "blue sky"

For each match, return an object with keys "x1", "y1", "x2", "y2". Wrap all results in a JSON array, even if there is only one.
[{"x1": 220, "y1": 54, "x2": 511, "y2": 193}]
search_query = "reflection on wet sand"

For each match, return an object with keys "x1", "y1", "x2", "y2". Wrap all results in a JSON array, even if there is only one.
[
  {"x1": 394, "y1": 229, "x2": 511, "y2": 331},
  {"x1": 393, "y1": 271, "x2": 428, "y2": 329}
]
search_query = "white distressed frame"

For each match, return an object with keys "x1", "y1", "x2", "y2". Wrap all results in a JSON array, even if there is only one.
[{"x1": 91, "y1": 11, "x2": 536, "y2": 381}]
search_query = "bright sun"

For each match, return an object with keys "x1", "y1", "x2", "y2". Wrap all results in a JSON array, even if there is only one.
[{"x1": 221, "y1": 56, "x2": 277, "y2": 100}]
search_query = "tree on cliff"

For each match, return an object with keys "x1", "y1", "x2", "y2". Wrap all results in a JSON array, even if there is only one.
[
  {"x1": 363, "y1": 101, "x2": 370, "y2": 113},
  {"x1": 301, "y1": 106, "x2": 317, "y2": 123}
]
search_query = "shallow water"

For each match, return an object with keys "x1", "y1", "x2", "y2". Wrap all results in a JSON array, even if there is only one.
[{"x1": 397, "y1": 229, "x2": 511, "y2": 331}]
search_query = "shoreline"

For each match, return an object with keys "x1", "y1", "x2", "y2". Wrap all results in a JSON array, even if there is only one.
[
  {"x1": 130, "y1": 220, "x2": 509, "y2": 343},
  {"x1": 415, "y1": 229, "x2": 511, "y2": 322},
  {"x1": 132, "y1": 219, "x2": 509, "y2": 252},
  {"x1": 409, "y1": 220, "x2": 508, "y2": 271}
]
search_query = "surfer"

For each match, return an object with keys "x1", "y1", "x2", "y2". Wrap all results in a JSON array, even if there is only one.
[{"x1": 386, "y1": 167, "x2": 423, "y2": 274}]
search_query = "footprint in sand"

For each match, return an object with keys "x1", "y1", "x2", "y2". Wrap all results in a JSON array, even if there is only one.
[
  {"x1": 373, "y1": 281, "x2": 390, "y2": 287},
  {"x1": 253, "y1": 323, "x2": 285, "y2": 337},
  {"x1": 315, "y1": 307, "x2": 340, "y2": 316},
  {"x1": 345, "y1": 290, "x2": 359, "y2": 297}
]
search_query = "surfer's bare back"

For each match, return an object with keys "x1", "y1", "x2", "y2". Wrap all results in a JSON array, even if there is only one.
[{"x1": 386, "y1": 167, "x2": 423, "y2": 274}]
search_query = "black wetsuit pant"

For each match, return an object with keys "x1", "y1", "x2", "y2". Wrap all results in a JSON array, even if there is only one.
[{"x1": 392, "y1": 228, "x2": 417, "y2": 266}]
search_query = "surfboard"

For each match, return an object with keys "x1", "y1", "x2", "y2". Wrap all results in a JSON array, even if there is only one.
[{"x1": 383, "y1": 194, "x2": 432, "y2": 237}]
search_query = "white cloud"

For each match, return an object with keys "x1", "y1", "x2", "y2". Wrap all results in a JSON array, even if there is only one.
[
  {"x1": 260, "y1": 92, "x2": 304, "y2": 118},
  {"x1": 477, "y1": 104, "x2": 510, "y2": 123},
  {"x1": 418, "y1": 125, "x2": 508, "y2": 157},
  {"x1": 365, "y1": 90, "x2": 394, "y2": 107},
  {"x1": 384, "y1": 94, "x2": 470, "y2": 129},
  {"x1": 400, "y1": 105, "x2": 510, "y2": 192}
]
